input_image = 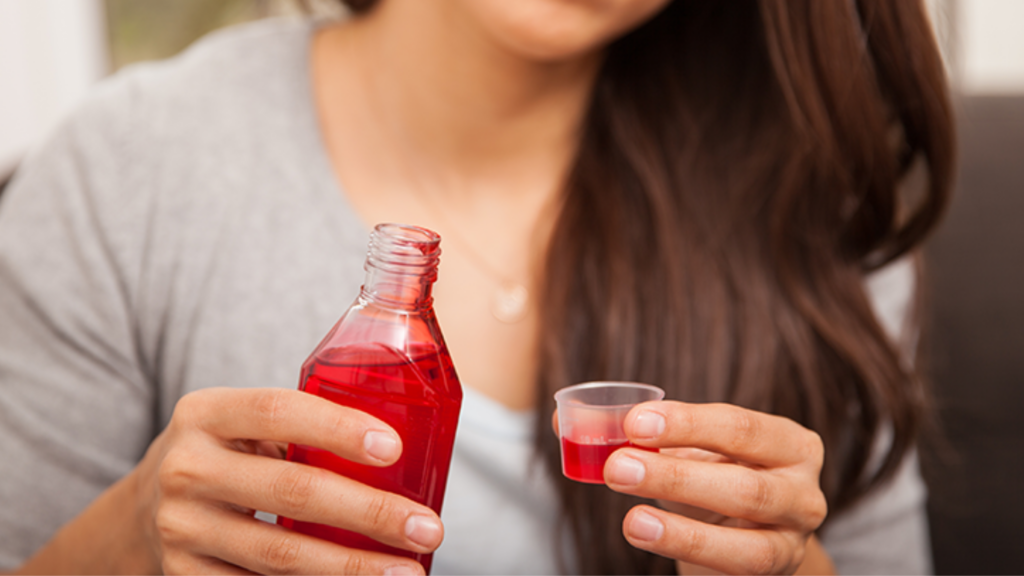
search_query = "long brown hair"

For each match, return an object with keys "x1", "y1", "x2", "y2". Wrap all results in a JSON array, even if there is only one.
[{"x1": 340, "y1": 1, "x2": 954, "y2": 573}]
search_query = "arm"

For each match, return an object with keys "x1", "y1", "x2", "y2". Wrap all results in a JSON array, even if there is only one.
[
  {"x1": 0, "y1": 90, "x2": 440, "y2": 575},
  {"x1": 0, "y1": 92, "x2": 155, "y2": 570},
  {"x1": 605, "y1": 258, "x2": 923, "y2": 575},
  {"x1": 15, "y1": 470, "x2": 156, "y2": 575},
  {"x1": 675, "y1": 534, "x2": 834, "y2": 576},
  {"x1": 13, "y1": 387, "x2": 440, "y2": 575},
  {"x1": 794, "y1": 536, "x2": 836, "y2": 575}
]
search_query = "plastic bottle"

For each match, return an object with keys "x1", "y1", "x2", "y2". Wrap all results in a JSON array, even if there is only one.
[{"x1": 278, "y1": 223, "x2": 462, "y2": 573}]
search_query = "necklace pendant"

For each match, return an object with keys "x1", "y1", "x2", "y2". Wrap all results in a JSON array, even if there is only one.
[{"x1": 491, "y1": 283, "x2": 529, "y2": 324}]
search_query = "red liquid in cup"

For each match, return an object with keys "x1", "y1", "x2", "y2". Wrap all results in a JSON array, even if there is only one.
[
  {"x1": 278, "y1": 343, "x2": 461, "y2": 574},
  {"x1": 560, "y1": 438, "x2": 658, "y2": 484}
]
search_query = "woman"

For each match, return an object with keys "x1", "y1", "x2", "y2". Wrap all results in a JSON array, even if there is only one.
[{"x1": 0, "y1": 0, "x2": 951, "y2": 574}]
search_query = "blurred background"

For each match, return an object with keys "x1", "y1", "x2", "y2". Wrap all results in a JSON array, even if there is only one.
[{"x1": 0, "y1": 1, "x2": 1021, "y2": 573}]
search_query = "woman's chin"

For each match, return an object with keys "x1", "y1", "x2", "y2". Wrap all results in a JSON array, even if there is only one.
[{"x1": 459, "y1": 0, "x2": 671, "y2": 63}]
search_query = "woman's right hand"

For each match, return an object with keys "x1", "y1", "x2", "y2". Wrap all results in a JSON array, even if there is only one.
[{"x1": 133, "y1": 387, "x2": 441, "y2": 575}]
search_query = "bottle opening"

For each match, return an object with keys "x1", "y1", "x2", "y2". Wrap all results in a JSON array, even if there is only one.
[
  {"x1": 363, "y1": 223, "x2": 441, "y2": 309},
  {"x1": 376, "y1": 223, "x2": 441, "y2": 246},
  {"x1": 367, "y1": 223, "x2": 441, "y2": 278}
]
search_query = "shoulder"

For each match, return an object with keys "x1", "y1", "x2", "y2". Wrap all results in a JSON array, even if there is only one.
[
  {"x1": 65, "y1": 17, "x2": 315, "y2": 148},
  {"x1": 3, "y1": 16, "x2": 328, "y2": 309},
  {"x1": 9, "y1": 16, "x2": 322, "y2": 216},
  {"x1": 123, "y1": 16, "x2": 314, "y2": 103}
]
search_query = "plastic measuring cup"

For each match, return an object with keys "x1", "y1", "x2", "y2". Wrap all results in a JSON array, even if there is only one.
[{"x1": 554, "y1": 381, "x2": 666, "y2": 484}]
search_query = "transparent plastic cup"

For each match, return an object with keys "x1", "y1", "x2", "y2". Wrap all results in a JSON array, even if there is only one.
[{"x1": 554, "y1": 381, "x2": 666, "y2": 484}]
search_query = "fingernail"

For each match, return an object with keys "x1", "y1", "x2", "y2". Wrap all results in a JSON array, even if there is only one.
[
  {"x1": 364, "y1": 430, "x2": 400, "y2": 462},
  {"x1": 405, "y1": 514, "x2": 443, "y2": 549},
  {"x1": 606, "y1": 454, "x2": 646, "y2": 486},
  {"x1": 384, "y1": 564, "x2": 421, "y2": 576},
  {"x1": 633, "y1": 410, "x2": 665, "y2": 439},
  {"x1": 629, "y1": 510, "x2": 665, "y2": 542}
]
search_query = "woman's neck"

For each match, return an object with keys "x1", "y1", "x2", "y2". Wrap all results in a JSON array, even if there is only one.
[
  {"x1": 314, "y1": 0, "x2": 602, "y2": 201},
  {"x1": 309, "y1": 2, "x2": 602, "y2": 411}
]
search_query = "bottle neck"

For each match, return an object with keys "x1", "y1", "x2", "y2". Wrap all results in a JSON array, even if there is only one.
[{"x1": 361, "y1": 223, "x2": 441, "y2": 311}]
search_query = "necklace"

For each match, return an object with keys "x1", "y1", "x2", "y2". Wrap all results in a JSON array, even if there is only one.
[
  {"x1": 361, "y1": 79, "x2": 535, "y2": 323},
  {"x1": 413, "y1": 195, "x2": 532, "y2": 324}
]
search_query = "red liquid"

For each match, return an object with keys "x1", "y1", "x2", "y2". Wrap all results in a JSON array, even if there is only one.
[
  {"x1": 561, "y1": 438, "x2": 658, "y2": 484},
  {"x1": 278, "y1": 343, "x2": 462, "y2": 574}
]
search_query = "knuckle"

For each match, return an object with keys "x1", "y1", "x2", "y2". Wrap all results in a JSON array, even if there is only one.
[
  {"x1": 272, "y1": 465, "x2": 321, "y2": 515},
  {"x1": 253, "y1": 389, "x2": 290, "y2": 434},
  {"x1": 153, "y1": 503, "x2": 190, "y2": 547},
  {"x1": 727, "y1": 407, "x2": 762, "y2": 453},
  {"x1": 800, "y1": 428, "x2": 825, "y2": 468},
  {"x1": 804, "y1": 489, "x2": 829, "y2": 529},
  {"x1": 738, "y1": 472, "x2": 773, "y2": 519},
  {"x1": 170, "y1": 391, "x2": 204, "y2": 428},
  {"x1": 258, "y1": 532, "x2": 305, "y2": 573},
  {"x1": 749, "y1": 533, "x2": 784, "y2": 575},
  {"x1": 364, "y1": 492, "x2": 401, "y2": 535},
  {"x1": 322, "y1": 410, "x2": 360, "y2": 452},
  {"x1": 677, "y1": 522, "x2": 708, "y2": 561},
  {"x1": 340, "y1": 551, "x2": 374, "y2": 576},
  {"x1": 661, "y1": 463, "x2": 688, "y2": 500},
  {"x1": 675, "y1": 405, "x2": 697, "y2": 438},
  {"x1": 156, "y1": 451, "x2": 198, "y2": 496},
  {"x1": 325, "y1": 410, "x2": 350, "y2": 438}
]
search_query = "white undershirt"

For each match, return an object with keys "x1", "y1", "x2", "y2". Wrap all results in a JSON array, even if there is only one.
[{"x1": 434, "y1": 387, "x2": 568, "y2": 574}]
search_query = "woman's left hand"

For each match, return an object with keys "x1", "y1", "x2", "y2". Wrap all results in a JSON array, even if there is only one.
[{"x1": 604, "y1": 401, "x2": 829, "y2": 575}]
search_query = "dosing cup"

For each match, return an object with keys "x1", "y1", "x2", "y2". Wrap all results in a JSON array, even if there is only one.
[{"x1": 554, "y1": 381, "x2": 666, "y2": 484}]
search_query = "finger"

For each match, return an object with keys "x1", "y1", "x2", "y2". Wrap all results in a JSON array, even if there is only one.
[
  {"x1": 229, "y1": 439, "x2": 289, "y2": 459},
  {"x1": 174, "y1": 446, "x2": 444, "y2": 554},
  {"x1": 161, "y1": 552, "x2": 257, "y2": 575},
  {"x1": 658, "y1": 446, "x2": 732, "y2": 463},
  {"x1": 622, "y1": 504, "x2": 806, "y2": 575},
  {"x1": 202, "y1": 505, "x2": 426, "y2": 575},
  {"x1": 624, "y1": 401, "x2": 824, "y2": 468},
  {"x1": 604, "y1": 449, "x2": 827, "y2": 530},
  {"x1": 176, "y1": 388, "x2": 403, "y2": 466},
  {"x1": 158, "y1": 501, "x2": 425, "y2": 575}
]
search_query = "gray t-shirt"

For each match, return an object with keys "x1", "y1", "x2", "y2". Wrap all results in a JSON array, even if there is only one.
[{"x1": 0, "y1": 18, "x2": 931, "y2": 574}]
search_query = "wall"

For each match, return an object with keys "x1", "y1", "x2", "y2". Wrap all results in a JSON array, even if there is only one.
[{"x1": 0, "y1": 0, "x2": 108, "y2": 175}]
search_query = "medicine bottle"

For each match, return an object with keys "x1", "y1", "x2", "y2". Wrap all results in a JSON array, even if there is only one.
[{"x1": 278, "y1": 223, "x2": 462, "y2": 574}]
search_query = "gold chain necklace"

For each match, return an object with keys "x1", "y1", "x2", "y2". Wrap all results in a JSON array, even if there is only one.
[
  {"x1": 411, "y1": 191, "x2": 532, "y2": 324},
  {"x1": 362, "y1": 76, "x2": 535, "y2": 323}
]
